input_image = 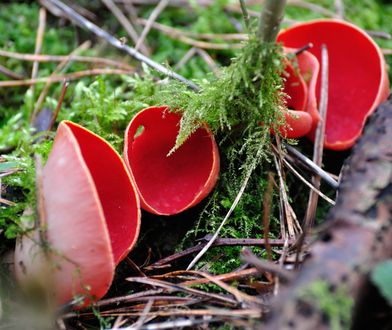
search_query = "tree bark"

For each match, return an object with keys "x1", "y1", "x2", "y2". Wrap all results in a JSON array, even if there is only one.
[{"x1": 263, "y1": 98, "x2": 392, "y2": 329}]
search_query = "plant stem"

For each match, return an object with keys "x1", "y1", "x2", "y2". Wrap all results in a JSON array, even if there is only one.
[
  {"x1": 239, "y1": 0, "x2": 250, "y2": 29},
  {"x1": 257, "y1": 0, "x2": 287, "y2": 42}
]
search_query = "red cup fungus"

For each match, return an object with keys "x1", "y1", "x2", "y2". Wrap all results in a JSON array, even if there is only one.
[
  {"x1": 278, "y1": 19, "x2": 390, "y2": 150},
  {"x1": 15, "y1": 121, "x2": 141, "y2": 305},
  {"x1": 276, "y1": 47, "x2": 320, "y2": 139},
  {"x1": 124, "y1": 106, "x2": 220, "y2": 216}
]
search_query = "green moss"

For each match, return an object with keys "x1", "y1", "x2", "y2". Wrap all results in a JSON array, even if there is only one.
[{"x1": 299, "y1": 280, "x2": 354, "y2": 330}]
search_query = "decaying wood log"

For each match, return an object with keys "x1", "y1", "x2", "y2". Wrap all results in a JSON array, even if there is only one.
[{"x1": 263, "y1": 98, "x2": 392, "y2": 330}]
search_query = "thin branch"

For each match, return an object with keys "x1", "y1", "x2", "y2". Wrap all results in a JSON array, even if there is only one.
[
  {"x1": 48, "y1": 81, "x2": 69, "y2": 131},
  {"x1": 304, "y1": 44, "x2": 329, "y2": 231},
  {"x1": 43, "y1": 0, "x2": 199, "y2": 91},
  {"x1": 146, "y1": 237, "x2": 289, "y2": 269}
]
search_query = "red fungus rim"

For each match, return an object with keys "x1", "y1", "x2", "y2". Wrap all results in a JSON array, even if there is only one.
[
  {"x1": 63, "y1": 121, "x2": 141, "y2": 265},
  {"x1": 124, "y1": 106, "x2": 220, "y2": 216},
  {"x1": 278, "y1": 19, "x2": 390, "y2": 150}
]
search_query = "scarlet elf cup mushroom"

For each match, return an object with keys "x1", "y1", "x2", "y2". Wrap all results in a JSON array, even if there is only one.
[
  {"x1": 278, "y1": 19, "x2": 390, "y2": 150},
  {"x1": 124, "y1": 106, "x2": 220, "y2": 216},
  {"x1": 15, "y1": 121, "x2": 141, "y2": 305},
  {"x1": 279, "y1": 47, "x2": 320, "y2": 138}
]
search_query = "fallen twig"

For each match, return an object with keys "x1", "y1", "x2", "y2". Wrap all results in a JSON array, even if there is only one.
[
  {"x1": 146, "y1": 236, "x2": 290, "y2": 269},
  {"x1": 241, "y1": 249, "x2": 294, "y2": 282},
  {"x1": 264, "y1": 97, "x2": 392, "y2": 330}
]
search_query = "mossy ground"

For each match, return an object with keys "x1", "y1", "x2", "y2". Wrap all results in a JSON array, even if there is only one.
[{"x1": 0, "y1": 0, "x2": 391, "y2": 327}]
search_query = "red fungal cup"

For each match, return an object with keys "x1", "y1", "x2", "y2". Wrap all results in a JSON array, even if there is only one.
[
  {"x1": 278, "y1": 19, "x2": 390, "y2": 150},
  {"x1": 124, "y1": 106, "x2": 220, "y2": 216},
  {"x1": 15, "y1": 121, "x2": 140, "y2": 305},
  {"x1": 276, "y1": 47, "x2": 320, "y2": 139}
]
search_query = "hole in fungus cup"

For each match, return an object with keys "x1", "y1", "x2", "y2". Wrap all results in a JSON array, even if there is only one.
[
  {"x1": 15, "y1": 121, "x2": 140, "y2": 306},
  {"x1": 278, "y1": 19, "x2": 390, "y2": 150},
  {"x1": 124, "y1": 106, "x2": 220, "y2": 216}
]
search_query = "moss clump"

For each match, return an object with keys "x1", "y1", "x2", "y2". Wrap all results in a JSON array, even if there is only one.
[{"x1": 299, "y1": 280, "x2": 354, "y2": 330}]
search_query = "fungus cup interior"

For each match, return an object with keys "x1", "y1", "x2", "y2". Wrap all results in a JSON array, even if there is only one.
[
  {"x1": 280, "y1": 54, "x2": 313, "y2": 138},
  {"x1": 124, "y1": 106, "x2": 220, "y2": 216},
  {"x1": 278, "y1": 19, "x2": 389, "y2": 149},
  {"x1": 15, "y1": 121, "x2": 140, "y2": 306}
]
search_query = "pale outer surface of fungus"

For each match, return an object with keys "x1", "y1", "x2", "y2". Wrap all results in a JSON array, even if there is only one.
[{"x1": 15, "y1": 123, "x2": 115, "y2": 305}]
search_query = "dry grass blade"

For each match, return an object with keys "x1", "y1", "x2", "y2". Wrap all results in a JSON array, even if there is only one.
[
  {"x1": 117, "y1": 317, "x2": 220, "y2": 330},
  {"x1": 146, "y1": 237, "x2": 290, "y2": 269},
  {"x1": 44, "y1": 0, "x2": 199, "y2": 90},
  {"x1": 135, "y1": 0, "x2": 169, "y2": 52},
  {"x1": 0, "y1": 198, "x2": 16, "y2": 206},
  {"x1": 186, "y1": 165, "x2": 256, "y2": 270},
  {"x1": 288, "y1": 0, "x2": 339, "y2": 18},
  {"x1": 101, "y1": 308, "x2": 262, "y2": 318},
  {"x1": 137, "y1": 19, "x2": 243, "y2": 49},
  {"x1": 30, "y1": 41, "x2": 91, "y2": 123},
  {"x1": 31, "y1": 8, "x2": 47, "y2": 82},
  {"x1": 172, "y1": 267, "x2": 261, "y2": 286},
  {"x1": 132, "y1": 299, "x2": 154, "y2": 330},
  {"x1": 174, "y1": 47, "x2": 197, "y2": 70},
  {"x1": 0, "y1": 49, "x2": 133, "y2": 70},
  {"x1": 47, "y1": 81, "x2": 69, "y2": 131},
  {"x1": 0, "y1": 68, "x2": 134, "y2": 88},
  {"x1": 0, "y1": 64, "x2": 25, "y2": 80},
  {"x1": 102, "y1": 0, "x2": 150, "y2": 55},
  {"x1": 304, "y1": 44, "x2": 329, "y2": 231},
  {"x1": 262, "y1": 172, "x2": 274, "y2": 260},
  {"x1": 281, "y1": 157, "x2": 335, "y2": 205},
  {"x1": 178, "y1": 270, "x2": 264, "y2": 306},
  {"x1": 334, "y1": 0, "x2": 345, "y2": 18},
  {"x1": 125, "y1": 277, "x2": 238, "y2": 306},
  {"x1": 196, "y1": 48, "x2": 220, "y2": 77},
  {"x1": 273, "y1": 153, "x2": 301, "y2": 239},
  {"x1": 283, "y1": 143, "x2": 338, "y2": 189},
  {"x1": 241, "y1": 249, "x2": 294, "y2": 282}
]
